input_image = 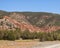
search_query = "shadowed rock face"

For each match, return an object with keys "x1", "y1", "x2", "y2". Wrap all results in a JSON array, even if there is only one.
[{"x1": 0, "y1": 11, "x2": 60, "y2": 32}]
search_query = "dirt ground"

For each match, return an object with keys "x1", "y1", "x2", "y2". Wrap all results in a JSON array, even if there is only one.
[
  {"x1": 0, "y1": 40, "x2": 39, "y2": 48},
  {"x1": 0, "y1": 40, "x2": 60, "y2": 48}
]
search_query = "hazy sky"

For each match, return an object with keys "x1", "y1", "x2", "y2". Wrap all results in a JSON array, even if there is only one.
[{"x1": 0, "y1": 0, "x2": 60, "y2": 13}]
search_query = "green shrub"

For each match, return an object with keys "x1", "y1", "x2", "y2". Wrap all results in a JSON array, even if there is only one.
[
  {"x1": 7, "y1": 30, "x2": 16, "y2": 40},
  {"x1": 57, "y1": 34, "x2": 60, "y2": 40},
  {"x1": 0, "y1": 31, "x2": 4, "y2": 40},
  {"x1": 3, "y1": 29, "x2": 21, "y2": 40}
]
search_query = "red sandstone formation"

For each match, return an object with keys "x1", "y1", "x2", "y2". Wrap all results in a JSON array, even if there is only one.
[{"x1": 3, "y1": 16, "x2": 60, "y2": 32}]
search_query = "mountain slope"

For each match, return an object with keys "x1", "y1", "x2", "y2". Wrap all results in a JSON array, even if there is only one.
[{"x1": 0, "y1": 10, "x2": 60, "y2": 32}]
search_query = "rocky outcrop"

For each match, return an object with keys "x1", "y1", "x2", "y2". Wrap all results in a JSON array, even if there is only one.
[
  {"x1": 1, "y1": 16, "x2": 60, "y2": 32},
  {"x1": 3, "y1": 16, "x2": 41, "y2": 32}
]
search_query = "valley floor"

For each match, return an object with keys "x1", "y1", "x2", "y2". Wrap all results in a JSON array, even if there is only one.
[{"x1": 0, "y1": 40, "x2": 60, "y2": 48}]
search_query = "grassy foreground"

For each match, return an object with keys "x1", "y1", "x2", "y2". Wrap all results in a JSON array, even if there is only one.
[
  {"x1": 0, "y1": 40, "x2": 60, "y2": 48},
  {"x1": 0, "y1": 40, "x2": 39, "y2": 48}
]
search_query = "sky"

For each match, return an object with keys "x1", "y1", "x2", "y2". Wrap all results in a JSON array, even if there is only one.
[{"x1": 0, "y1": 0, "x2": 60, "y2": 13}]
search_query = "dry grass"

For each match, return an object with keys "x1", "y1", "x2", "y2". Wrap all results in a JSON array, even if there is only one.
[
  {"x1": 0, "y1": 40, "x2": 39, "y2": 48},
  {"x1": 0, "y1": 40, "x2": 60, "y2": 48}
]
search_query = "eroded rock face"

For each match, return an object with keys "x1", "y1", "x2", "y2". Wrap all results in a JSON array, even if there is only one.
[
  {"x1": 0, "y1": 11, "x2": 60, "y2": 32},
  {"x1": 3, "y1": 16, "x2": 41, "y2": 32},
  {"x1": 0, "y1": 16, "x2": 60, "y2": 32}
]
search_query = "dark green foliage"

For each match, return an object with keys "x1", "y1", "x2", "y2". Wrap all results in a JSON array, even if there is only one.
[
  {"x1": 20, "y1": 30, "x2": 60, "y2": 41},
  {"x1": 21, "y1": 30, "x2": 32, "y2": 39},
  {"x1": 0, "y1": 29, "x2": 21, "y2": 40},
  {"x1": 39, "y1": 31, "x2": 60, "y2": 41},
  {"x1": 7, "y1": 30, "x2": 16, "y2": 40},
  {"x1": 3, "y1": 30, "x2": 9, "y2": 40},
  {"x1": 21, "y1": 30, "x2": 38, "y2": 39},
  {"x1": 0, "y1": 29, "x2": 60, "y2": 41},
  {"x1": 6, "y1": 30, "x2": 21, "y2": 40},
  {"x1": 0, "y1": 31, "x2": 4, "y2": 40},
  {"x1": 45, "y1": 32, "x2": 54, "y2": 41}
]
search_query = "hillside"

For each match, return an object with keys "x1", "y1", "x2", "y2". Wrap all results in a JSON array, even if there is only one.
[{"x1": 0, "y1": 10, "x2": 60, "y2": 32}]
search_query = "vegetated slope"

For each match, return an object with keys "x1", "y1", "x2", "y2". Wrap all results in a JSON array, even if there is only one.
[
  {"x1": 14, "y1": 12, "x2": 60, "y2": 32},
  {"x1": 0, "y1": 10, "x2": 60, "y2": 32},
  {"x1": 19, "y1": 12, "x2": 60, "y2": 27},
  {"x1": 0, "y1": 10, "x2": 10, "y2": 19}
]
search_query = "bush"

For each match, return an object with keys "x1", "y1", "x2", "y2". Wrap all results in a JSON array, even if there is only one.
[
  {"x1": 0, "y1": 31, "x2": 4, "y2": 40},
  {"x1": 0, "y1": 29, "x2": 60, "y2": 41},
  {"x1": 3, "y1": 30, "x2": 9, "y2": 40},
  {"x1": 57, "y1": 34, "x2": 60, "y2": 40},
  {"x1": 21, "y1": 30, "x2": 31, "y2": 39},
  {"x1": 21, "y1": 30, "x2": 37, "y2": 39},
  {"x1": 7, "y1": 30, "x2": 16, "y2": 40},
  {"x1": 3, "y1": 29, "x2": 21, "y2": 40},
  {"x1": 45, "y1": 32, "x2": 54, "y2": 41}
]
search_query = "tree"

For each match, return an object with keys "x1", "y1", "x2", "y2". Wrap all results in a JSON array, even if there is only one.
[
  {"x1": 3, "y1": 30, "x2": 9, "y2": 40},
  {"x1": 45, "y1": 32, "x2": 54, "y2": 41},
  {"x1": 37, "y1": 32, "x2": 46, "y2": 41},
  {"x1": 57, "y1": 34, "x2": 60, "y2": 40},
  {"x1": 21, "y1": 30, "x2": 30, "y2": 39},
  {"x1": 7, "y1": 30, "x2": 16, "y2": 40},
  {"x1": 0, "y1": 31, "x2": 4, "y2": 40}
]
